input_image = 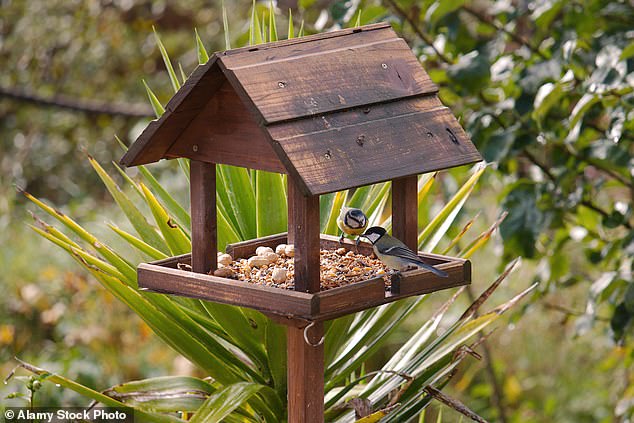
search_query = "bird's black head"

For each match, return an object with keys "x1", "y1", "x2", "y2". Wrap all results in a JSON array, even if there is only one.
[{"x1": 360, "y1": 226, "x2": 386, "y2": 244}]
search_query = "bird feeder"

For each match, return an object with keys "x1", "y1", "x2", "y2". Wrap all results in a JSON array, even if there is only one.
[{"x1": 121, "y1": 23, "x2": 481, "y2": 422}]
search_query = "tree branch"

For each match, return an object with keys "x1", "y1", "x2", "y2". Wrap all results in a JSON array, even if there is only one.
[
  {"x1": 523, "y1": 150, "x2": 633, "y2": 230},
  {"x1": 461, "y1": 5, "x2": 548, "y2": 60},
  {"x1": 0, "y1": 85, "x2": 153, "y2": 118},
  {"x1": 384, "y1": 0, "x2": 453, "y2": 65}
]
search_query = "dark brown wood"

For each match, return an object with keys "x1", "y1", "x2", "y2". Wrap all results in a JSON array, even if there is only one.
[
  {"x1": 190, "y1": 161, "x2": 217, "y2": 274},
  {"x1": 316, "y1": 277, "x2": 385, "y2": 315},
  {"x1": 288, "y1": 179, "x2": 320, "y2": 293},
  {"x1": 319, "y1": 233, "x2": 375, "y2": 256},
  {"x1": 120, "y1": 57, "x2": 224, "y2": 167},
  {"x1": 392, "y1": 175, "x2": 419, "y2": 251},
  {"x1": 223, "y1": 38, "x2": 437, "y2": 125},
  {"x1": 138, "y1": 263, "x2": 317, "y2": 317},
  {"x1": 221, "y1": 22, "x2": 392, "y2": 60},
  {"x1": 147, "y1": 253, "x2": 191, "y2": 269},
  {"x1": 167, "y1": 82, "x2": 286, "y2": 173},
  {"x1": 390, "y1": 258, "x2": 471, "y2": 297},
  {"x1": 271, "y1": 107, "x2": 482, "y2": 196},
  {"x1": 287, "y1": 323, "x2": 324, "y2": 423},
  {"x1": 225, "y1": 232, "x2": 288, "y2": 259}
]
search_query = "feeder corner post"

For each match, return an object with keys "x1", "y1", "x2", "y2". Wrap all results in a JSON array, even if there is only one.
[
  {"x1": 392, "y1": 175, "x2": 419, "y2": 251},
  {"x1": 190, "y1": 160, "x2": 217, "y2": 274},
  {"x1": 287, "y1": 178, "x2": 324, "y2": 423}
]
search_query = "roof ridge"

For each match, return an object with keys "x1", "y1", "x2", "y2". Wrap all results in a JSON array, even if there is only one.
[{"x1": 218, "y1": 22, "x2": 391, "y2": 56}]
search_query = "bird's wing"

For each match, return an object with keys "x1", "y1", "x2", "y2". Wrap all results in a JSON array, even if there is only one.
[{"x1": 383, "y1": 246, "x2": 448, "y2": 277}]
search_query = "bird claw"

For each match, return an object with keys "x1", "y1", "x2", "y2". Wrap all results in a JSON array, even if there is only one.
[
  {"x1": 389, "y1": 270, "x2": 403, "y2": 281},
  {"x1": 339, "y1": 234, "x2": 345, "y2": 244},
  {"x1": 355, "y1": 237, "x2": 361, "y2": 246}
]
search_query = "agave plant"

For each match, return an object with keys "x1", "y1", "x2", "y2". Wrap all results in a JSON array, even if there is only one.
[{"x1": 16, "y1": 6, "x2": 534, "y2": 422}]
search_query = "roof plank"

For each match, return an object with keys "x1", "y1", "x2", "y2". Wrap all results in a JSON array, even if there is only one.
[
  {"x1": 271, "y1": 107, "x2": 482, "y2": 195},
  {"x1": 224, "y1": 38, "x2": 437, "y2": 124}
]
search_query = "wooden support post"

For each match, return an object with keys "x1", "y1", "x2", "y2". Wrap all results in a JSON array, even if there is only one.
[
  {"x1": 190, "y1": 160, "x2": 217, "y2": 274},
  {"x1": 287, "y1": 180, "x2": 320, "y2": 293},
  {"x1": 287, "y1": 323, "x2": 324, "y2": 423},
  {"x1": 392, "y1": 175, "x2": 418, "y2": 251},
  {"x1": 287, "y1": 179, "x2": 324, "y2": 422}
]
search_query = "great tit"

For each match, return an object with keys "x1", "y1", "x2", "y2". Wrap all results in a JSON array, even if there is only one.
[
  {"x1": 360, "y1": 226, "x2": 448, "y2": 277},
  {"x1": 337, "y1": 207, "x2": 368, "y2": 244}
]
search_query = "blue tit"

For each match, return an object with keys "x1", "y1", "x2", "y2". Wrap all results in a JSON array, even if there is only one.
[
  {"x1": 359, "y1": 226, "x2": 448, "y2": 277},
  {"x1": 337, "y1": 207, "x2": 368, "y2": 244}
]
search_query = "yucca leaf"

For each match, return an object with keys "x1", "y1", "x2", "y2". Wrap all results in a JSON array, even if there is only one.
[
  {"x1": 88, "y1": 156, "x2": 167, "y2": 253},
  {"x1": 143, "y1": 80, "x2": 165, "y2": 118},
  {"x1": 261, "y1": 12, "x2": 268, "y2": 43},
  {"x1": 298, "y1": 20, "x2": 305, "y2": 37},
  {"x1": 177, "y1": 158, "x2": 191, "y2": 181},
  {"x1": 30, "y1": 226, "x2": 128, "y2": 282},
  {"x1": 324, "y1": 190, "x2": 348, "y2": 235},
  {"x1": 189, "y1": 382, "x2": 263, "y2": 423},
  {"x1": 222, "y1": 0, "x2": 231, "y2": 50},
  {"x1": 320, "y1": 193, "x2": 336, "y2": 230},
  {"x1": 217, "y1": 165, "x2": 256, "y2": 240},
  {"x1": 459, "y1": 211, "x2": 508, "y2": 259},
  {"x1": 24, "y1": 191, "x2": 137, "y2": 284},
  {"x1": 153, "y1": 27, "x2": 180, "y2": 93},
  {"x1": 441, "y1": 212, "x2": 480, "y2": 255},
  {"x1": 108, "y1": 223, "x2": 168, "y2": 261},
  {"x1": 200, "y1": 302, "x2": 268, "y2": 376},
  {"x1": 86, "y1": 268, "x2": 253, "y2": 385},
  {"x1": 15, "y1": 360, "x2": 182, "y2": 423},
  {"x1": 417, "y1": 172, "x2": 437, "y2": 226},
  {"x1": 178, "y1": 63, "x2": 187, "y2": 84},
  {"x1": 105, "y1": 376, "x2": 215, "y2": 413},
  {"x1": 28, "y1": 211, "x2": 81, "y2": 249},
  {"x1": 249, "y1": 0, "x2": 257, "y2": 45},
  {"x1": 195, "y1": 28, "x2": 210, "y2": 64},
  {"x1": 113, "y1": 161, "x2": 144, "y2": 198},
  {"x1": 140, "y1": 183, "x2": 191, "y2": 255},
  {"x1": 265, "y1": 321, "x2": 287, "y2": 396},
  {"x1": 217, "y1": 208, "x2": 242, "y2": 251},
  {"x1": 324, "y1": 313, "x2": 356, "y2": 365},
  {"x1": 354, "y1": 10, "x2": 362, "y2": 27},
  {"x1": 418, "y1": 164, "x2": 485, "y2": 249},
  {"x1": 138, "y1": 165, "x2": 192, "y2": 233},
  {"x1": 326, "y1": 299, "x2": 423, "y2": 387},
  {"x1": 287, "y1": 9, "x2": 294, "y2": 39},
  {"x1": 255, "y1": 171, "x2": 287, "y2": 236},
  {"x1": 268, "y1": 1, "x2": 278, "y2": 42}
]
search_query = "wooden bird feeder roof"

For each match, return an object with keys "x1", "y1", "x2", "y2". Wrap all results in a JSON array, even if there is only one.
[{"x1": 120, "y1": 22, "x2": 481, "y2": 195}]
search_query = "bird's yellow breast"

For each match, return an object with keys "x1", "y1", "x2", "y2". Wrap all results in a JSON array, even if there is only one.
[{"x1": 337, "y1": 216, "x2": 366, "y2": 235}]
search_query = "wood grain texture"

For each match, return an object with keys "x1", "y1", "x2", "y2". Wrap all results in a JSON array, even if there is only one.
[
  {"x1": 221, "y1": 22, "x2": 392, "y2": 60},
  {"x1": 190, "y1": 161, "x2": 217, "y2": 274},
  {"x1": 390, "y1": 257, "x2": 470, "y2": 297},
  {"x1": 287, "y1": 323, "x2": 324, "y2": 423},
  {"x1": 272, "y1": 107, "x2": 482, "y2": 195},
  {"x1": 138, "y1": 263, "x2": 316, "y2": 317},
  {"x1": 225, "y1": 232, "x2": 288, "y2": 258},
  {"x1": 288, "y1": 180, "x2": 321, "y2": 293},
  {"x1": 392, "y1": 176, "x2": 418, "y2": 251},
  {"x1": 316, "y1": 277, "x2": 385, "y2": 314},
  {"x1": 225, "y1": 38, "x2": 437, "y2": 125},
  {"x1": 167, "y1": 82, "x2": 286, "y2": 172}
]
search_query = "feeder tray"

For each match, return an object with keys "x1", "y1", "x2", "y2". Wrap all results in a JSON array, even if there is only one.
[{"x1": 138, "y1": 233, "x2": 470, "y2": 322}]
